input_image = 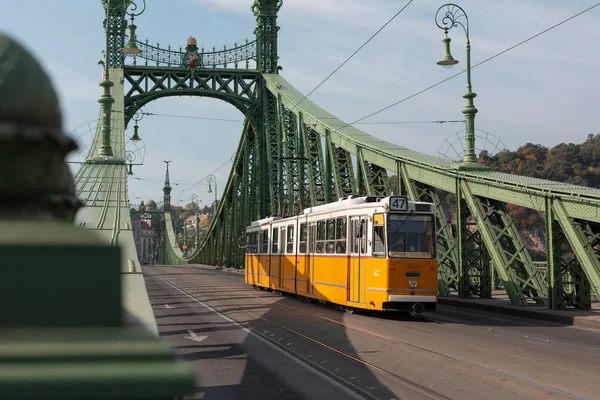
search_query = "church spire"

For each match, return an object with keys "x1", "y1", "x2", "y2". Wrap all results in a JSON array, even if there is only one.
[{"x1": 162, "y1": 160, "x2": 172, "y2": 211}]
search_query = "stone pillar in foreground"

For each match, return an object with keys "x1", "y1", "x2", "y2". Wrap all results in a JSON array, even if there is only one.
[{"x1": 0, "y1": 33, "x2": 195, "y2": 400}]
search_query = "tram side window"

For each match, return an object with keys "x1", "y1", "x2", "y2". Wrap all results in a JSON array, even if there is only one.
[
  {"x1": 272, "y1": 227, "x2": 279, "y2": 254},
  {"x1": 373, "y1": 224, "x2": 385, "y2": 257},
  {"x1": 261, "y1": 230, "x2": 269, "y2": 254},
  {"x1": 335, "y1": 217, "x2": 347, "y2": 254},
  {"x1": 252, "y1": 232, "x2": 259, "y2": 254},
  {"x1": 325, "y1": 218, "x2": 335, "y2": 253},
  {"x1": 299, "y1": 223, "x2": 307, "y2": 253},
  {"x1": 286, "y1": 225, "x2": 294, "y2": 253},
  {"x1": 316, "y1": 220, "x2": 325, "y2": 253}
]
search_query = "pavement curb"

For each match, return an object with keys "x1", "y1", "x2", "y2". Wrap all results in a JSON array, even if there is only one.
[{"x1": 438, "y1": 298, "x2": 600, "y2": 330}]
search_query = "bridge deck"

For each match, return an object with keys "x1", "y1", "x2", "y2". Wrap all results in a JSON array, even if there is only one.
[{"x1": 145, "y1": 264, "x2": 600, "y2": 400}]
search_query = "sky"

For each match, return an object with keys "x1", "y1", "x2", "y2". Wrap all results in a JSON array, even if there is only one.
[{"x1": 2, "y1": 0, "x2": 599, "y2": 207}]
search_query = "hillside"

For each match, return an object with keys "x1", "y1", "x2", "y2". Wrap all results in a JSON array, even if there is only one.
[{"x1": 390, "y1": 133, "x2": 600, "y2": 259}]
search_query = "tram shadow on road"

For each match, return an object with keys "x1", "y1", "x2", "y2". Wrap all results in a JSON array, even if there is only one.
[{"x1": 143, "y1": 265, "x2": 433, "y2": 400}]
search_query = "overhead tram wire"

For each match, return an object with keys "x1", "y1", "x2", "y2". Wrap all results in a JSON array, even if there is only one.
[
  {"x1": 287, "y1": 0, "x2": 415, "y2": 113},
  {"x1": 141, "y1": 112, "x2": 243, "y2": 123},
  {"x1": 345, "y1": 1, "x2": 600, "y2": 127},
  {"x1": 132, "y1": 111, "x2": 463, "y2": 125},
  {"x1": 174, "y1": 157, "x2": 234, "y2": 206}
]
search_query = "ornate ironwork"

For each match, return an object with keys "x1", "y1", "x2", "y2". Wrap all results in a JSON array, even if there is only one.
[
  {"x1": 434, "y1": 3, "x2": 479, "y2": 166},
  {"x1": 125, "y1": 37, "x2": 257, "y2": 69},
  {"x1": 123, "y1": 68, "x2": 261, "y2": 125},
  {"x1": 435, "y1": 3, "x2": 469, "y2": 37}
]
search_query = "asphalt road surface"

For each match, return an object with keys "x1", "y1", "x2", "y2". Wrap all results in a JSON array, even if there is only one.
[{"x1": 143, "y1": 265, "x2": 600, "y2": 400}]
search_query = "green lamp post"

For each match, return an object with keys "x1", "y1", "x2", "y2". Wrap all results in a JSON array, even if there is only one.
[
  {"x1": 435, "y1": 3, "x2": 479, "y2": 166},
  {"x1": 93, "y1": 0, "x2": 144, "y2": 162},
  {"x1": 189, "y1": 193, "x2": 200, "y2": 250},
  {"x1": 207, "y1": 174, "x2": 218, "y2": 210},
  {"x1": 0, "y1": 32, "x2": 194, "y2": 400}
]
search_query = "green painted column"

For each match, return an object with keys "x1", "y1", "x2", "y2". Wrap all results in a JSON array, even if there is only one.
[{"x1": 0, "y1": 33, "x2": 194, "y2": 399}]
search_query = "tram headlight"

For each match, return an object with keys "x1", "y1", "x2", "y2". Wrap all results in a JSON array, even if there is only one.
[{"x1": 409, "y1": 280, "x2": 418, "y2": 288}]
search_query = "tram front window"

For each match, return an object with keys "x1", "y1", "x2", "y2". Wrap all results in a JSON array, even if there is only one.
[{"x1": 387, "y1": 214, "x2": 435, "y2": 258}]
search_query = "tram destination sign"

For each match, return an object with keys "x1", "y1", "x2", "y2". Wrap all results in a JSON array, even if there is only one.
[{"x1": 389, "y1": 196, "x2": 408, "y2": 211}]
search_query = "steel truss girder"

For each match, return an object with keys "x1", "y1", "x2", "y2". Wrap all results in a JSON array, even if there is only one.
[
  {"x1": 548, "y1": 197, "x2": 600, "y2": 309},
  {"x1": 122, "y1": 67, "x2": 261, "y2": 124},
  {"x1": 300, "y1": 115, "x2": 327, "y2": 206},
  {"x1": 263, "y1": 74, "x2": 600, "y2": 224},
  {"x1": 455, "y1": 179, "x2": 492, "y2": 298},
  {"x1": 328, "y1": 138, "x2": 357, "y2": 199},
  {"x1": 356, "y1": 148, "x2": 389, "y2": 196},
  {"x1": 460, "y1": 180, "x2": 546, "y2": 305},
  {"x1": 104, "y1": 6, "x2": 127, "y2": 68},
  {"x1": 279, "y1": 104, "x2": 303, "y2": 216},
  {"x1": 261, "y1": 85, "x2": 280, "y2": 217}
]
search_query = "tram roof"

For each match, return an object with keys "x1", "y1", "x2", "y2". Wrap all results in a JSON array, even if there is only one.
[
  {"x1": 249, "y1": 216, "x2": 282, "y2": 227},
  {"x1": 302, "y1": 195, "x2": 387, "y2": 215}
]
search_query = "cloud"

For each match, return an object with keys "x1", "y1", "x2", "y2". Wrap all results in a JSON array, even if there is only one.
[{"x1": 188, "y1": 0, "x2": 388, "y2": 20}]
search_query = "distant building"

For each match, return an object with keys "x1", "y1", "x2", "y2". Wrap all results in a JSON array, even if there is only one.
[{"x1": 131, "y1": 199, "x2": 159, "y2": 265}]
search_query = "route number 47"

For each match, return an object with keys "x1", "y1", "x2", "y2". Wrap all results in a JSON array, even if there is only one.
[{"x1": 389, "y1": 196, "x2": 408, "y2": 211}]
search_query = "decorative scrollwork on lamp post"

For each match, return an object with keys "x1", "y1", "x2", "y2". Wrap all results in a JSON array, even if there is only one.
[
  {"x1": 125, "y1": 150, "x2": 135, "y2": 175},
  {"x1": 435, "y1": 3, "x2": 478, "y2": 165},
  {"x1": 130, "y1": 110, "x2": 143, "y2": 142}
]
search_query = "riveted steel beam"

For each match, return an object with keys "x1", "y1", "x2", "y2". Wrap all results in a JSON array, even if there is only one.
[
  {"x1": 300, "y1": 117, "x2": 327, "y2": 206},
  {"x1": 456, "y1": 179, "x2": 492, "y2": 298},
  {"x1": 460, "y1": 180, "x2": 548, "y2": 304},
  {"x1": 357, "y1": 148, "x2": 390, "y2": 196},
  {"x1": 327, "y1": 139, "x2": 356, "y2": 198},
  {"x1": 550, "y1": 197, "x2": 599, "y2": 309}
]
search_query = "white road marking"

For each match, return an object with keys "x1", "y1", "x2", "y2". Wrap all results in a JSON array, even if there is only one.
[
  {"x1": 150, "y1": 271, "x2": 368, "y2": 400},
  {"x1": 184, "y1": 330, "x2": 208, "y2": 343}
]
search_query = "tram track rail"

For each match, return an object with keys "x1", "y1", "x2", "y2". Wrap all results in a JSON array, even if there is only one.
[
  {"x1": 148, "y1": 268, "x2": 590, "y2": 400},
  {"x1": 148, "y1": 270, "x2": 450, "y2": 400},
  {"x1": 247, "y1": 289, "x2": 599, "y2": 394}
]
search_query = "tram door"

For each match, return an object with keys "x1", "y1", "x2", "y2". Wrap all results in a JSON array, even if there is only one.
[
  {"x1": 307, "y1": 222, "x2": 317, "y2": 294},
  {"x1": 279, "y1": 226, "x2": 286, "y2": 288},
  {"x1": 349, "y1": 216, "x2": 368, "y2": 303}
]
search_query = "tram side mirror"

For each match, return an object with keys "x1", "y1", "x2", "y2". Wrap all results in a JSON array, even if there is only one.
[{"x1": 237, "y1": 236, "x2": 247, "y2": 249}]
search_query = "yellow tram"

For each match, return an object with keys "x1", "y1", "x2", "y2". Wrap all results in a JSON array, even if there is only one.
[{"x1": 244, "y1": 195, "x2": 438, "y2": 314}]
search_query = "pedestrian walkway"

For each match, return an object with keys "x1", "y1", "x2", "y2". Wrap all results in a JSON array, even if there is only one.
[{"x1": 439, "y1": 290, "x2": 600, "y2": 330}]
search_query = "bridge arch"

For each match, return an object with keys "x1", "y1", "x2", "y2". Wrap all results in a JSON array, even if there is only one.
[{"x1": 122, "y1": 68, "x2": 261, "y2": 126}]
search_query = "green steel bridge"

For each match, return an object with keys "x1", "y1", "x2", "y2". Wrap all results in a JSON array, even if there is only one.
[
  {"x1": 73, "y1": 0, "x2": 600, "y2": 333},
  {"x1": 2, "y1": 1, "x2": 599, "y2": 398}
]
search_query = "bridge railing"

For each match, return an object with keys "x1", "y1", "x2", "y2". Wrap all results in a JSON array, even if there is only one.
[{"x1": 125, "y1": 37, "x2": 257, "y2": 69}]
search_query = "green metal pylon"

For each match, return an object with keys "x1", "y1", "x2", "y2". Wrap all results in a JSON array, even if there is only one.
[{"x1": 0, "y1": 33, "x2": 194, "y2": 400}]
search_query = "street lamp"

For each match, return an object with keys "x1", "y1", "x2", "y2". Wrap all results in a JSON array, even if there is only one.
[
  {"x1": 435, "y1": 3, "x2": 477, "y2": 165},
  {"x1": 207, "y1": 174, "x2": 218, "y2": 209},
  {"x1": 95, "y1": 0, "x2": 145, "y2": 161},
  {"x1": 189, "y1": 193, "x2": 200, "y2": 249},
  {"x1": 130, "y1": 110, "x2": 143, "y2": 142}
]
